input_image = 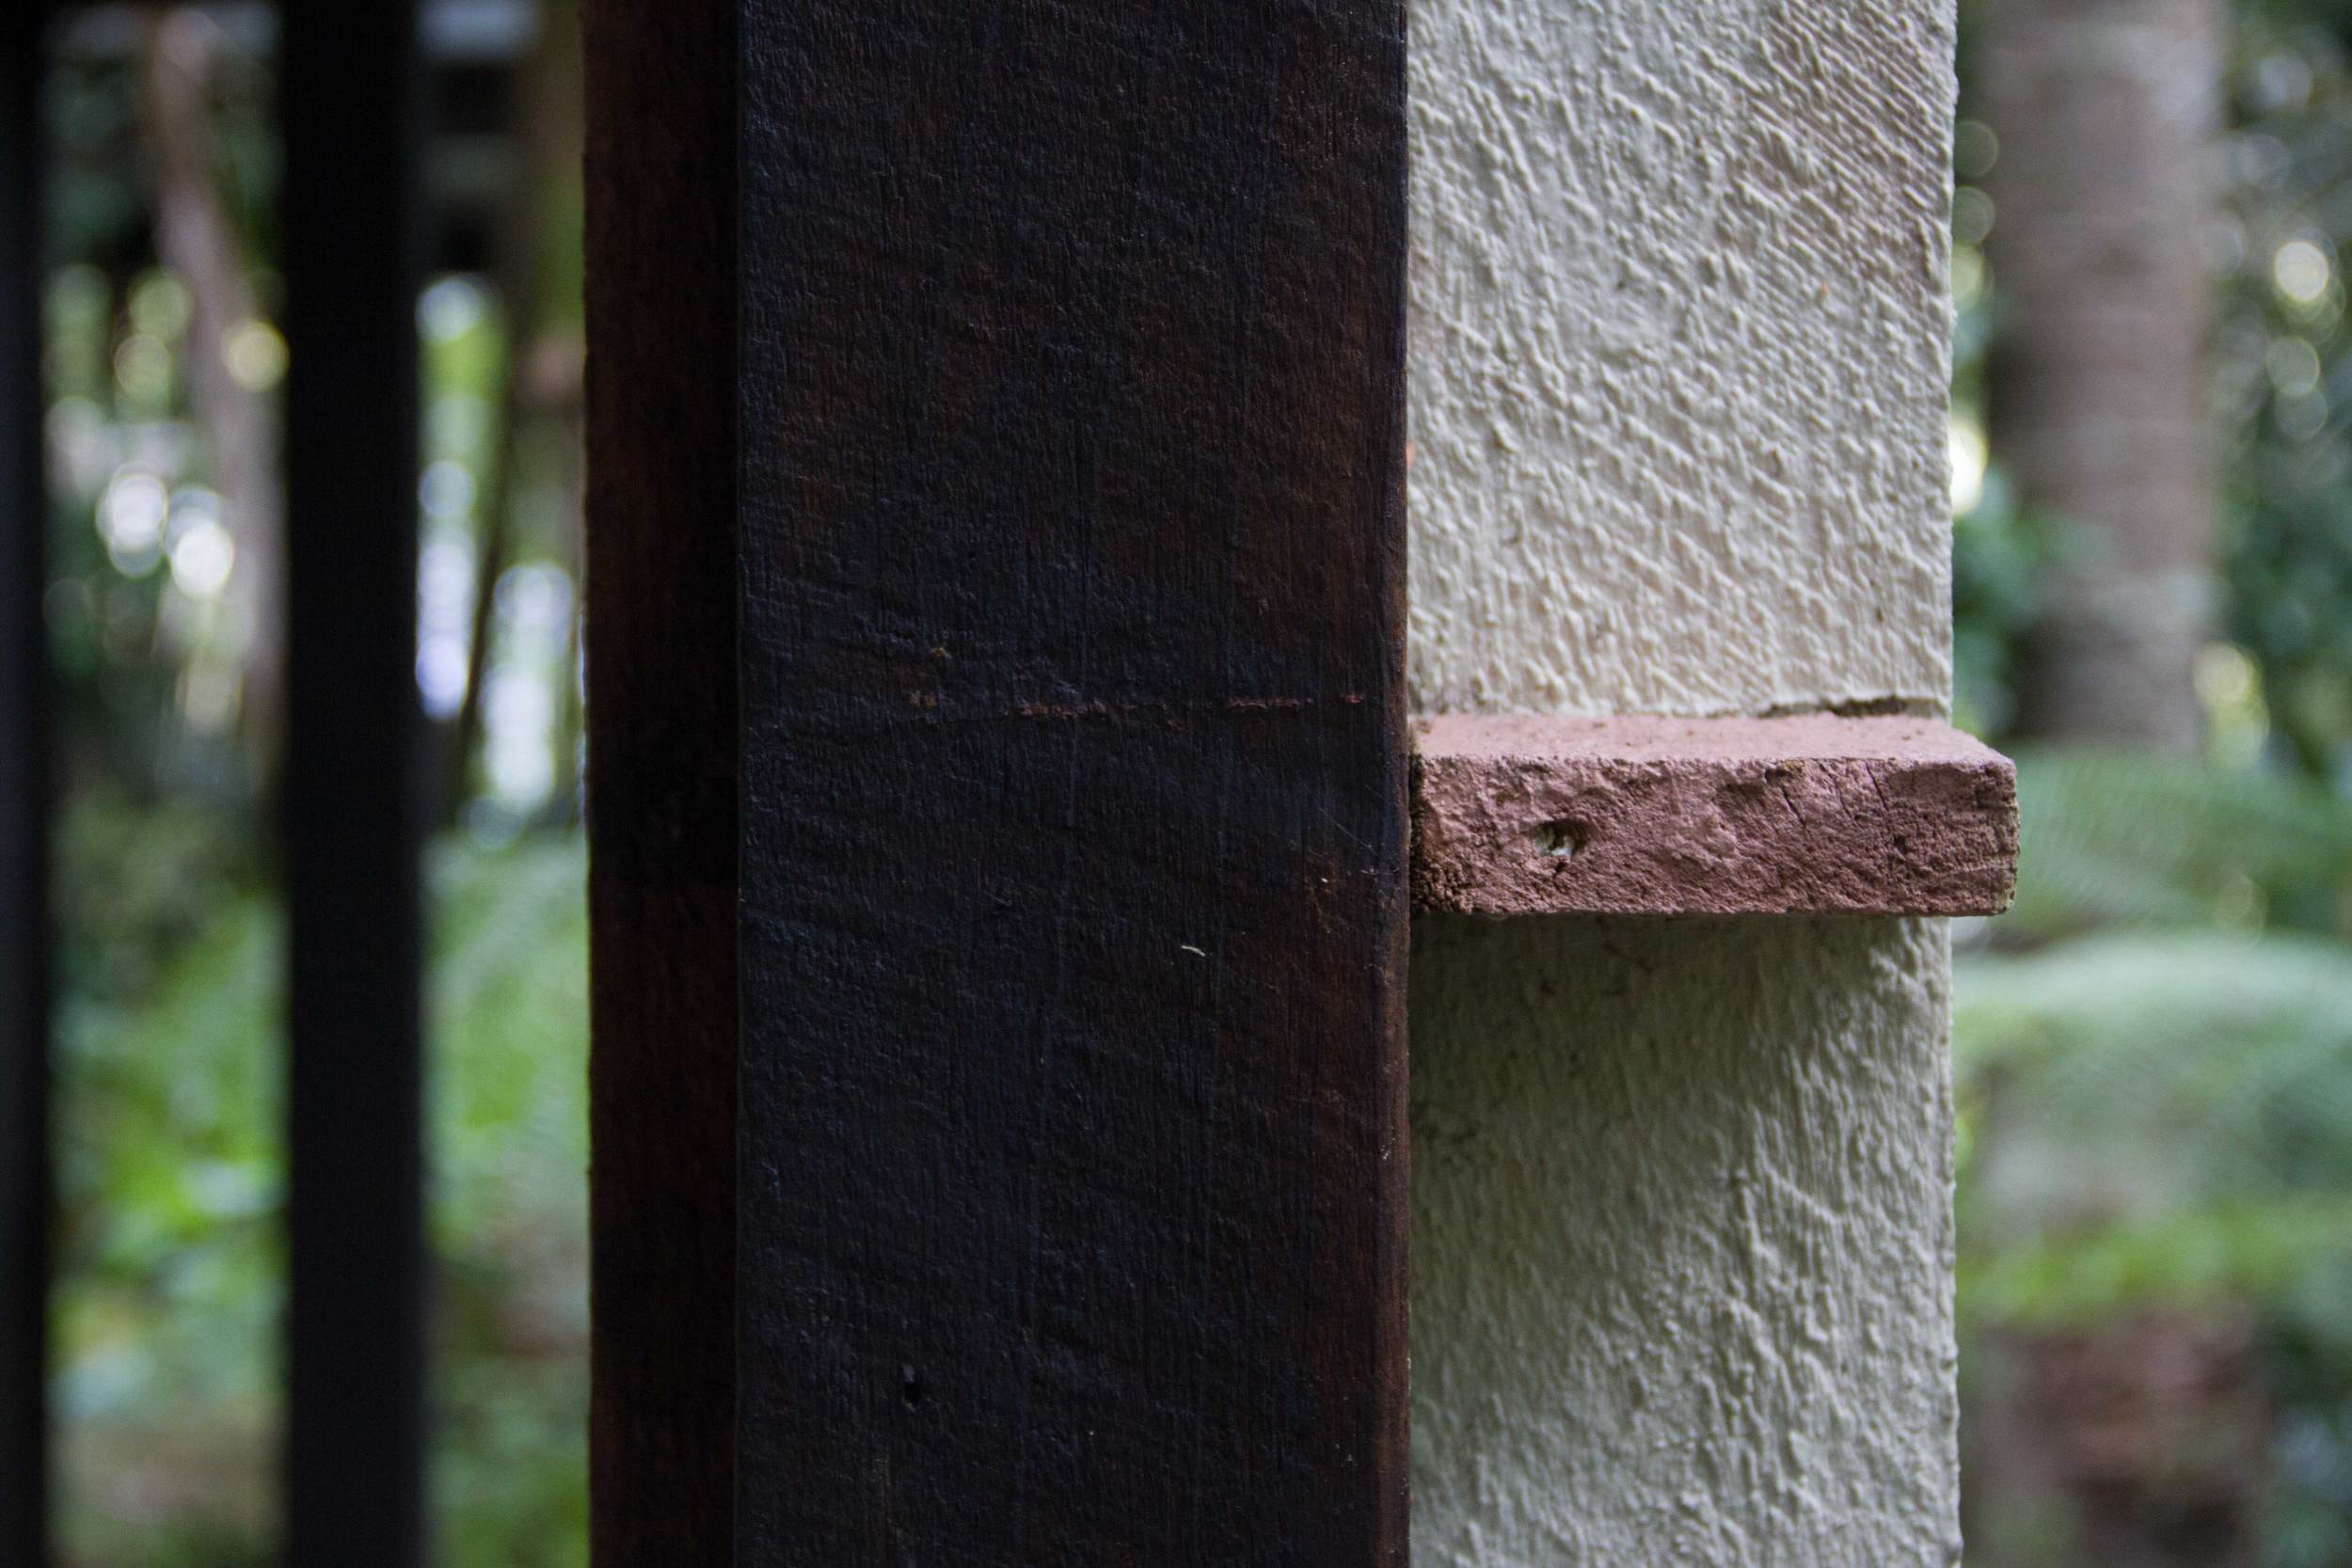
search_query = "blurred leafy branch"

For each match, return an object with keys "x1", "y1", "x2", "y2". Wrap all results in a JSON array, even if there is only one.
[
  {"x1": 55, "y1": 804, "x2": 588, "y2": 1568},
  {"x1": 1953, "y1": 753, "x2": 2352, "y2": 1561}
]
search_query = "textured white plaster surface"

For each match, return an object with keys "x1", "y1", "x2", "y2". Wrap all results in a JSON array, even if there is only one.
[
  {"x1": 1410, "y1": 917, "x2": 1962, "y2": 1567},
  {"x1": 1406, "y1": 0, "x2": 1963, "y2": 1560},
  {"x1": 1407, "y1": 0, "x2": 1958, "y2": 717}
]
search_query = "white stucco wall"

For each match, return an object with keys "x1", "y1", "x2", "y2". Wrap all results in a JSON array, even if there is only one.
[
  {"x1": 1406, "y1": 1, "x2": 1963, "y2": 1562},
  {"x1": 1409, "y1": 918, "x2": 1962, "y2": 1567},
  {"x1": 1408, "y1": 0, "x2": 1957, "y2": 720}
]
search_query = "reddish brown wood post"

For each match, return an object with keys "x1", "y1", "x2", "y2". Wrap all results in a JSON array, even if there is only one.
[
  {"x1": 581, "y1": 2, "x2": 739, "y2": 1564},
  {"x1": 1, "y1": 8, "x2": 52, "y2": 1565},
  {"x1": 280, "y1": 5, "x2": 429, "y2": 1564},
  {"x1": 586, "y1": 0, "x2": 1413, "y2": 1559}
]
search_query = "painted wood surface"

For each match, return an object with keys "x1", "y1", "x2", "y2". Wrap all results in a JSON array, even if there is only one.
[
  {"x1": 731, "y1": 2, "x2": 1411, "y2": 1560},
  {"x1": 279, "y1": 7, "x2": 428, "y2": 1563},
  {"x1": 581, "y1": 1, "x2": 739, "y2": 1563},
  {"x1": 1, "y1": 9, "x2": 52, "y2": 1564}
]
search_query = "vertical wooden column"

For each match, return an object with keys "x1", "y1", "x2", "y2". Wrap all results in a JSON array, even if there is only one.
[
  {"x1": 585, "y1": 0, "x2": 1414, "y2": 1559},
  {"x1": 279, "y1": 5, "x2": 428, "y2": 1565},
  {"x1": 581, "y1": 3, "x2": 739, "y2": 1565},
  {"x1": 0, "y1": 8, "x2": 51, "y2": 1565}
]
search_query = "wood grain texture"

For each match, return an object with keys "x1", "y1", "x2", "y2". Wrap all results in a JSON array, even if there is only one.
[
  {"x1": 1, "y1": 10, "x2": 52, "y2": 1564},
  {"x1": 1412, "y1": 715, "x2": 2018, "y2": 917},
  {"x1": 279, "y1": 7, "x2": 428, "y2": 1564},
  {"x1": 581, "y1": 1, "x2": 739, "y2": 1562},
  {"x1": 734, "y1": 2, "x2": 1411, "y2": 1561}
]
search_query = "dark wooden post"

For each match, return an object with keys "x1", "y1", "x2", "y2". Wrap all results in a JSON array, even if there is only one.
[
  {"x1": 586, "y1": 0, "x2": 1413, "y2": 1560},
  {"x1": 1, "y1": 8, "x2": 52, "y2": 1565},
  {"x1": 581, "y1": 3, "x2": 739, "y2": 1564},
  {"x1": 279, "y1": 4, "x2": 428, "y2": 1564}
]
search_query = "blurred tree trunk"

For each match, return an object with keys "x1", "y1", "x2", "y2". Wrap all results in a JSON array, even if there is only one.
[
  {"x1": 1984, "y1": 0, "x2": 2223, "y2": 752},
  {"x1": 446, "y1": 0, "x2": 585, "y2": 820},
  {"x1": 139, "y1": 9, "x2": 282, "y2": 783}
]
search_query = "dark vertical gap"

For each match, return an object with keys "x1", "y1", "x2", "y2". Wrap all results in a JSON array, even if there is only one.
[
  {"x1": 0, "y1": 8, "x2": 53, "y2": 1566},
  {"x1": 580, "y1": 1, "x2": 739, "y2": 1562},
  {"x1": 278, "y1": 3, "x2": 428, "y2": 1565}
]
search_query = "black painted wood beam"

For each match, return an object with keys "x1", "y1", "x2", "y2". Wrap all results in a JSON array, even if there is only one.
[
  {"x1": 589, "y1": 0, "x2": 1413, "y2": 1559},
  {"x1": 0, "y1": 8, "x2": 54, "y2": 1561},
  {"x1": 279, "y1": 5, "x2": 429, "y2": 1564}
]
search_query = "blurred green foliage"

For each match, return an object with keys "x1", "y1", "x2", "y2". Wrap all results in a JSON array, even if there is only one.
[
  {"x1": 1999, "y1": 749, "x2": 2352, "y2": 936},
  {"x1": 1951, "y1": 468, "x2": 2068, "y2": 740},
  {"x1": 1955, "y1": 752, "x2": 2352, "y2": 1562},
  {"x1": 2220, "y1": 8, "x2": 2352, "y2": 785},
  {"x1": 54, "y1": 790, "x2": 276, "y2": 1567},
  {"x1": 1951, "y1": 9, "x2": 2352, "y2": 780},
  {"x1": 55, "y1": 797, "x2": 587, "y2": 1568},
  {"x1": 1948, "y1": 13, "x2": 2352, "y2": 1559},
  {"x1": 40, "y1": 11, "x2": 588, "y2": 1565}
]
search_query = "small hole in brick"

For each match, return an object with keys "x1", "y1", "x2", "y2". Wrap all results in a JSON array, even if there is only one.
[
  {"x1": 1536, "y1": 820, "x2": 1586, "y2": 860},
  {"x1": 901, "y1": 1365, "x2": 926, "y2": 1409}
]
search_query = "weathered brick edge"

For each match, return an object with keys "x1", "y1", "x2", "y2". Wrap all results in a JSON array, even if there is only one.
[{"x1": 1411, "y1": 714, "x2": 2019, "y2": 917}]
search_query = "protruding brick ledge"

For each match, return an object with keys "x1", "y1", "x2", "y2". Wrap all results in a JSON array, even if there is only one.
[{"x1": 1411, "y1": 714, "x2": 2018, "y2": 917}]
